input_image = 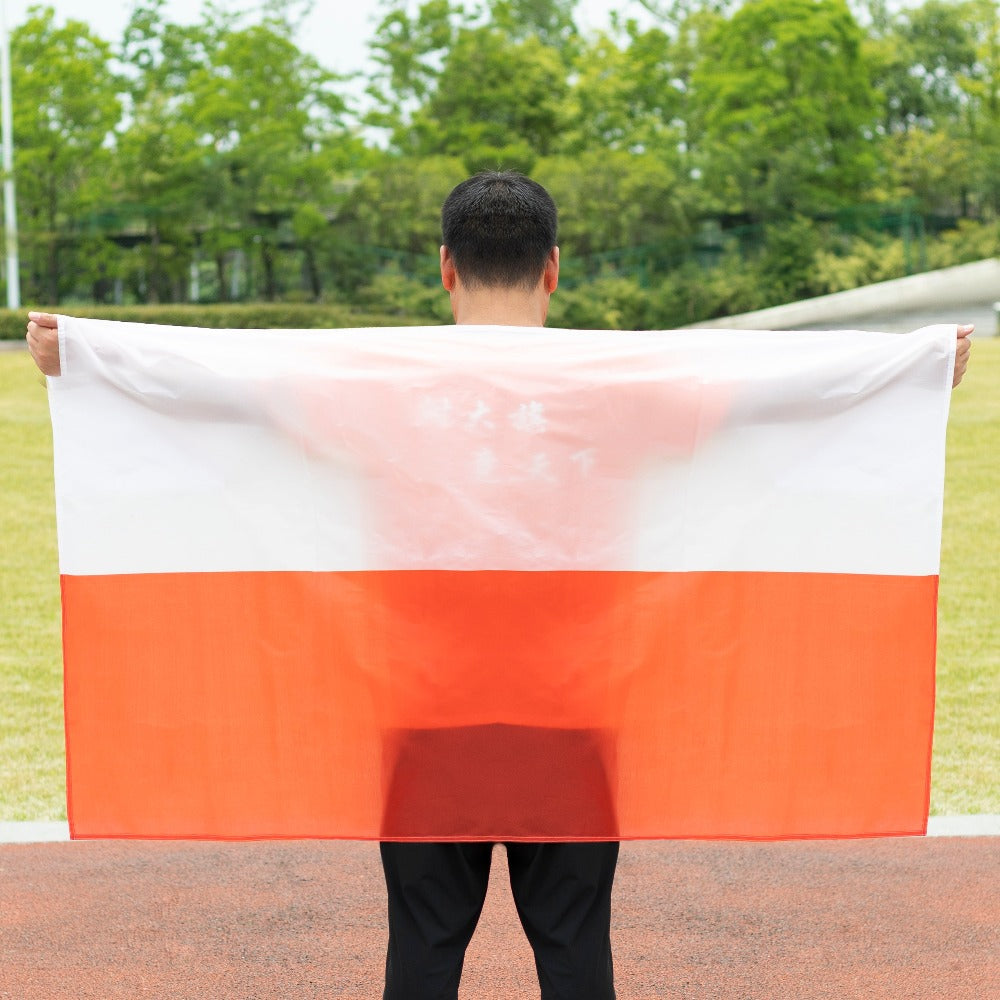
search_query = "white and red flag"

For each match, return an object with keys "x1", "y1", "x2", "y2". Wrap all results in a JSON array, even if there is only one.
[{"x1": 47, "y1": 318, "x2": 956, "y2": 840}]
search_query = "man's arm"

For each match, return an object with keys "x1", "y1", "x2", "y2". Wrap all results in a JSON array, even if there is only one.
[{"x1": 27, "y1": 311, "x2": 975, "y2": 387}]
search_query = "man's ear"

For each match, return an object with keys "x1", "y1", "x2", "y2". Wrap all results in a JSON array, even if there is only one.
[
  {"x1": 440, "y1": 245, "x2": 458, "y2": 291},
  {"x1": 543, "y1": 246, "x2": 560, "y2": 294}
]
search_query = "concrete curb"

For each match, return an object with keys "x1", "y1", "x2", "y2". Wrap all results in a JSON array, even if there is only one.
[
  {"x1": 686, "y1": 258, "x2": 1000, "y2": 331},
  {"x1": 926, "y1": 814, "x2": 1000, "y2": 836},
  {"x1": 3, "y1": 817, "x2": 999, "y2": 843},
  {"x1": 0, "y1": 821, "x2": 70, "y2": 843}
]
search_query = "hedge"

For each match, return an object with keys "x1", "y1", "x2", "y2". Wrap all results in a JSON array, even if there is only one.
[{"x1": 0, "y1": 304, "x2": 430, "y2": 340}]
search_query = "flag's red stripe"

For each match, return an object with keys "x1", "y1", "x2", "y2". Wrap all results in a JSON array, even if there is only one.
[{"x1": 61, "y1": 570, "x2": 936, "y2": 840}]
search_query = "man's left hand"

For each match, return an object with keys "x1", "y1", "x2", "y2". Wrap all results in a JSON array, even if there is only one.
[{"x1": 26, "y1": 312, "x2": 60, "y2": 376}]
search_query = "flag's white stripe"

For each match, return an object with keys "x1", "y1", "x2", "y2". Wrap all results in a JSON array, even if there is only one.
[{"x1": 48, "y1": 319, "x2": 954, "y2": 577}]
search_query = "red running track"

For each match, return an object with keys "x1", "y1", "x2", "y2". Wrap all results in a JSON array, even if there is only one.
[{"x1": 1, "y1": 838, "x2": 997, "y2": 998}]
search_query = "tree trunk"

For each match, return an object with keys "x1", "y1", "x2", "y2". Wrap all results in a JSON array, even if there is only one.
[
  {"x1": 216, "y1": 253, "x2": 228, "y2": 302},
  {"x1": 261, "y1": 240, "x2": 277, "y2": 301},
  {"x1": 304, "y1": 245, "x2": 321, "y2": 301},
  {"x1": 148, "y1": 224, "x2": 161, "y2": 304},
  {"x1": 92, "y1": 263, "x2": 110, "y2": 305}
]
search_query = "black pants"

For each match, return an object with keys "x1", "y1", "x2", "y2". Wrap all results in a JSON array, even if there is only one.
[{"x1": 380, "y1": 841, "x2": 619, "y2": 1000}]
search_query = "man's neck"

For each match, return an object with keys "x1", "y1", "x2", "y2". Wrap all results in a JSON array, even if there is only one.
[{"x1": 451, "y1": 288, "x2": 548, "y2": 329}]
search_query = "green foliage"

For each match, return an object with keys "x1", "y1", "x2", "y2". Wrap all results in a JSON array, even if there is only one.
[
  {"x1": 812, "y1": 238, "x2": 908, "y2": 293},
  {"x1": 339, "y1": 156, "x2": 467, "y2": 256},
  {"x1": 5, "y1": 0, "x2": 1000, "y2": 317},
  {"x1": 365, "y1": 0, "x2": 467, "y2": 139},
  {"x1": 757, "y1": 217, "x2": 824, "y2": 301},
  {"x1": 10, "y1": 2, "x2": 370, "y2": 307},
  {"x1": 812, "y1": 219, "x2": 1000, "y2": 294},
  {"x1": 408, "y1": 27, "x2": 571, "y2": 168},
  {"x1": 545, "y1": 252, "x2": 774, "y2": 331},
  {"x1": 354, "y1": 271, "x2": 453, "y2": 323},
  {"x1": 693, "y1": 0, "x2": 878, "y2": 218},
  {"x1": 535, "y1": 151, "x2": 690, "y2": 258},
  {"x1": 924, "y1": 218, "x2": 1000, "y2": 268},
  {"x1": 0, "y1": 305, "x2": 422, "y2": 340},
  {"x1": 563, "y1": 25, "x2": 684, "y2": 157},
  {"x1": 894, "y1": 0, "x2": 978, "y2": 127},
  {"x1": 547, "y1": 275, "x2": 660, "y2": 329},
  {"x1": 489, "y1": 0, "x2": 580, "y2": 49},
  {"x1": 11, "y1": 7, "x2": 122, "y2": 303},
  {"x1": 178, "y1": 11, "x2": 358, "y2": 302},
  {"x1": 887, "y1": 128, "x2": 975, "y2": 214},
  {"x1": 658, "y1": 256, "x2": 772, "y2": 325}
]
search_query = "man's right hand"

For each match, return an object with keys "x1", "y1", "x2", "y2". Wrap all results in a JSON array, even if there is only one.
[
  {"x1": 953, "y1": 324, "x2": 973, "y2": 388},
  {"x1": 26, "y1": 312, "x2": 60, "y2": 376}
]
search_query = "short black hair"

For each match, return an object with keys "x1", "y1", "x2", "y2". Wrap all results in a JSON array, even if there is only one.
[{"x1": 441, "y1": 172, "x2": 558, "y2": 290}]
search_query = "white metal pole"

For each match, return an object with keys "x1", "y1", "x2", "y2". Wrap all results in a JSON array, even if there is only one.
[{"x1": 0, "y1": 0, "x2": 20, "y2": 310}]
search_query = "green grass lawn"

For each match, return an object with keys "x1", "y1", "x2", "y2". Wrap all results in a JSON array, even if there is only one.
[
  {"x1": 1, "y1": 340, "x2": 998, "y2": 820},
  {"x1": 0, "y1": 352, "x2": 63, "y2": 819},
  {"x1": 931, "y1": 336, "x2": 1000, "y2": 815}
]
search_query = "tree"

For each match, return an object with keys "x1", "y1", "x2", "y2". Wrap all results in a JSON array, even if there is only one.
[
  {"x1": 114, "y1": 2, "x2": 211, "y2": 301},
  {"x1": 114, "y1": 97, "x2": 204, "y2": 302},
  {"x1": 407, "y1": 26, "x2": 571, "y2": 170},
  {"x1": 489, "y1": 0, "x2": 579, "y2": 51},
  {"x1": 339, "y1": 155, "x2": 467, "y2": 256},
  {"x1": 366, "y1": 0, "x2": 468, "y2": 142},
  {"x1": 953, "y1": 0, "x2": 1000, "y2": 214},
  {"x1": 635, "y1": 0, "x2": 734, "y2": 25},
  {"x1": 865, "y1": 0, "x2": 978, "y2": 135},
  {"x1": 564, "y1": 25, "x2": 682, "y2": 156},
  {"x1": 368, "y1": 0, "x2": 580, "y2": 163},
  {"x1": 117, "y1": 2, "x2": 364, "y2": 302},
  {"x1": 193, "y1": 17, "x2": 356, "y2": 298},
  {"x1": 691, "y1": 0, "x2": 878, "y2": 219},
  {"x1": 11, "y1": 6, "x2": 121, "y2": 303},
  {"x1": 534, "y1": 150, "x2": 689, "y2": 258},
  {"x1": 901, "y1": 0, "x2": 978, "y2": 126},
  {"x1": 866, "y1": 0, "x2": 1000, "y2": 216}
]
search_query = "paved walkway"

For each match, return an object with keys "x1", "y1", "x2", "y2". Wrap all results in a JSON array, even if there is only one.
[{"x1": 1, "y1": 837, "x2": 997, "y2": 998}]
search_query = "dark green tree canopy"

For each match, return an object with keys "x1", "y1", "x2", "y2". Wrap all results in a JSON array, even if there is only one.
[
  {"x1": 693, "y1": 0, "x2": 878, "y2": 218},
  {"x1": 6, "y1": 0, "x2": 1000, "y2": 311}
]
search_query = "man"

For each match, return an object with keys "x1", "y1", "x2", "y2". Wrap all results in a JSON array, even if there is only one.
[
  {"x1": 378, "y1": 173, "x2": 620, "y2": 1000},
  {"x1": 26, "y1": 171, "x2": 974, "y2": 1000}
]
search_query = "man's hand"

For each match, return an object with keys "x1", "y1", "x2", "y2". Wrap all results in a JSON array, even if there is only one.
[
  {"x1": 26, "y1": 312, "x2": 60, "y2": 376},
  {"x1": 954, "y1": 324, "x2": 973, "y2": 388}
]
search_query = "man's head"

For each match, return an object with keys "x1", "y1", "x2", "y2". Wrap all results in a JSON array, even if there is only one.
[{"x1": 441, "y1": 172, "x2": 558, "y2": 291}]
